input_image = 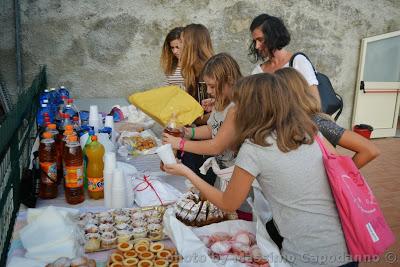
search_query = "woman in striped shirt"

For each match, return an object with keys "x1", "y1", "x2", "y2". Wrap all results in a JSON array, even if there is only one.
[{"x1": 160, "y1": 27, "x2": 185, "y2": 88}]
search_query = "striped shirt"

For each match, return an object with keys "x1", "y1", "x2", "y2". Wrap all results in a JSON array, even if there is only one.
[{"x1": 164, "y1": 67, "x2": 185, "y2": 89}]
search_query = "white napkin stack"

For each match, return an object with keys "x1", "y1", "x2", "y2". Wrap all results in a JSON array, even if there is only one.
[{"x1": 20, "y1": 206, "x2": 83, "y2": 263}]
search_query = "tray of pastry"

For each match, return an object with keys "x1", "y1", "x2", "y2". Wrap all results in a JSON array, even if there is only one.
[{"x1": 78, "y1": 206, "x2": 168, "y2": 253}]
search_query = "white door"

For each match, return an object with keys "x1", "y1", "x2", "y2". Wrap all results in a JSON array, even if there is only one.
[{"x1": 352, "y1": 31, "x2": 400, "y2": 138}]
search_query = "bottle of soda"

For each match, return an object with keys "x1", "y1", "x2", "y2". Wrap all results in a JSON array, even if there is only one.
[
  {"x1": 47, "y1": 123, "x2": 63, "y2": 183},
  {"x1": 64, "y1": 135, "x2": 85, "y2": 204},
  {"x1": 83, "y1": 129, "x2": 94, "y2": 190},
  {"x1": 39, "y1": 132, "x2": 58, "y2": 199},
  {"x1": 164, "y1": 112, "x2": 183, "y2": 137},
  {"x1": 86, "y1": 135, "x2": 105, "y2": 199}
]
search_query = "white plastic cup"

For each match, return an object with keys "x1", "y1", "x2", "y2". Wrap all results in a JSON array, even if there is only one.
[
  {"x1": 111, "y1": 191, "x2": 126, "y2": 209},
  {"x1": 104, "y1": 152, "x2": 116, "y2": 173},
  {"x1": 104, "y1": 170, "x2": 113, "y2": 209},
  {"x1": 112, "y1": 169, "x2": 125, "y2": 189},
  {"x1": 89, "y1": 105, "x2": 99, "y2": 132},
  {"x1": 104, "y1": 116, "x2": 114, "y2": 129},
  {"x1": 156, "y1": 144, "x2": 177, "y2": 165}
]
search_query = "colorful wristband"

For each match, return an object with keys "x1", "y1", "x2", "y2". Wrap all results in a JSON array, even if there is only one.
[
  {"x1": 191, "y1": 127, "x2": 195, "y2": 139},
  {"x1": 179, "y1": 138, "x2": 185, "y2": 157}
]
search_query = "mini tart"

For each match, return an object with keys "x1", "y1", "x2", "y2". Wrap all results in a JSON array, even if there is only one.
[
  {"x1": 134, "y1": 243, "x2": 149, "y2": 254},
  {"x1": 138, "y1": 259, "x2": 153, "y2": 267},
  {"x1": 138, "y1": 251, "x2": 155, "y2": 260},
  {"x1": 149, "y1": 242, "x2": 164, "y2": 253},
  {"x1": 134, "y1": 238, "x2": 151, "y2": 247},
  {"x1": 123, "y1": 257, "x2": 139, "y2": 267},
  {"x1": 156, "y1": 250, "x2": 172, "y2": 260},
  {"x1": 110, "y1": 263, "x2": 123, "y2": 267},
  {"x1": 111, "y1": 252, "x2": 124, "y2": 263},
  {"x1": 153, "y1": 259, "x2": 168, "y2": 267},
  {"x1": 123, "y1": 250, "x2": 138, "y2": 258},
  {"x1": 169, "y1": 263, "x2": 179, "y2": 267},
  {"x1": 148, "y1": 230, "x2": 163, "y2": 241},
  {"x1": 117, "y1": 230, "x2": 132, "y2": 243},
  {"x1": 117, "y1": 242, "x2": 133, "y2": 252}
]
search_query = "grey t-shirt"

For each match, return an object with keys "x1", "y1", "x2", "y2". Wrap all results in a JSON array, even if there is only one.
[
  {"x1": 313, "y1": 114, "x2": 345, "y2": 147},
  {"x1": 207, "y1": 103, "x2": 235, "y2": 168},
  {"x1": 235, "y1": 135, "x2": 349, "y2": 267}
]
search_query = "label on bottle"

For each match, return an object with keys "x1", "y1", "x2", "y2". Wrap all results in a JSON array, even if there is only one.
[
  {"x1": 65, "y1": 165, "x2": 84, "y2": 188},
  {"x1": 40, "y1": 162, "x2": 57, "y2": 183},
  {"x1": 88, "y1": 177, "x2": 104, "y2": 192}
]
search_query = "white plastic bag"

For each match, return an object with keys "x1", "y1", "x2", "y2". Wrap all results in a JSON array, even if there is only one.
[
  {"x1": 163, "y1": 208, "x2": 290, "y2": 267},
  {"x1": 132, "y1": 172, "x2": 181, "y2": 207}
]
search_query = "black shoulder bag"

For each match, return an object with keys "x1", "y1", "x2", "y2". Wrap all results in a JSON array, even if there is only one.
[{"x1": 289, "y1": 52, "x2": 343, "y2": 121}]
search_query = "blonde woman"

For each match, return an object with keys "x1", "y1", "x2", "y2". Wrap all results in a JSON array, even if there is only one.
[
  {"x1": 164, "y1": 74, "x2": 355, "y2": 267},
  {"x1": 275, "y1": 67, "x2": 380, "y2": 169},
  {"x1": 160, "y1": 27, "x2": 184, "y2": 88},
  {"x1": 180, "y1": 23, "x2": 214, "y2": 101}
]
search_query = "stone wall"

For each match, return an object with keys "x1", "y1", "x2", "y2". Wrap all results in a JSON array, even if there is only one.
[{"x1": 16, "y1": 0, "x2": 400, "y2": 127}]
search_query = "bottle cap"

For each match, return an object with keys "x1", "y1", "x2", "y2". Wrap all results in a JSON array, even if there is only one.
[
  {"x1": 44, "y1": 117, "x2": 51, "y2": 122},
  {"x1": 48, "y1": 124, "x2": 56, "y2": 129},
  {"x1": 61, "y1": 95, "x2": 67, "y2": 99},
  {"x1": 91, "y1": 135, "x2": 98, "y2": 141},
  {"x1": 64, "y1": 130, "x2": 73, "y2": 135},
  {"x1": 67, "y1": 99, "x2": 73, "y2": 103},
  {"x1": 64, "y1": 113, "x2": 70, "y2": 118},
  {"x1": 42, "y1": 132, "x2": 52, "y2": 139},
  {"x1": 73, "y1": 116, "x2": 79, "y2": 121},
  {"x1": 65, "y1": 125, "x2": 73, "y2": 131},
  {"x1": 68, "y1": 135, "x2": 78, "y2": 142}
]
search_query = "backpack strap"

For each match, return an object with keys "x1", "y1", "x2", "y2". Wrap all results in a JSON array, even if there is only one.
[{"x1": 289, "y1": 52, "x2": 317, "y2": 74}]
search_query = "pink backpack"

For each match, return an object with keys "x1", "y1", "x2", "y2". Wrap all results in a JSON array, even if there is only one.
[{"x1": 315, "y1": 136, "x2": 395, "y2": 259}]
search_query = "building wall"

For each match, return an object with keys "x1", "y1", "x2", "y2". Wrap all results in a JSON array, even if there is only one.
[{"x1": 19, "y1": 0, "x2": 400, "y2": 127}]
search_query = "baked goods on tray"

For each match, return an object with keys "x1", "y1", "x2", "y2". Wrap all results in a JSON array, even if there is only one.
[
  {"x1": 174, "y1": 190, "x2": 234, "y2": 227},
  {"x1": 78, "y1": 207, "x2": 166, "y2": 252}
]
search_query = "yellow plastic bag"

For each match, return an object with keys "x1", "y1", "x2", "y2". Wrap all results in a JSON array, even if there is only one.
[{"x1": 128, "y1": 85, "x2": 204, "y2": 127}]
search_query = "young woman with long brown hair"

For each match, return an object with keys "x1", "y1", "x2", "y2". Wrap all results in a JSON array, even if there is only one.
[
  {"x1": 160, "y1": 27, "x2": 184, "y2": 88},
  {"x1": 275, "y1": 67, "x2": 379, "y2": 169},
  {"x1": 180, "y1": 23, "x2": 214, "y2": 101},
  {"x1": 164, "y1": 74, "x2": 355, "y2": 267}
]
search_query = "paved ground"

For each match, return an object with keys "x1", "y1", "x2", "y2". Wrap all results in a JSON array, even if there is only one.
[{"x1": 337, "y1": 137, "x2": 400, "y2": 267}]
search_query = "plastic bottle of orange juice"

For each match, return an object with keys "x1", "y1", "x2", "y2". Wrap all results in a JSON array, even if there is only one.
[
  {"x1": 86, "y1": 135, "x2": 105, "y2": 199},
  {"x1": 64, "y1": 135, "x2": 85, "y2": 204}
]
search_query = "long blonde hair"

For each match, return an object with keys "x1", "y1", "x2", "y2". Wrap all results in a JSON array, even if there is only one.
[
  {"x1": 160, "y1": 27, "x2": 183, "y2": 75},
  {"x1": 180, "y1": 24, "x2": 214, "y2": 99},
  {"x1": 201, "y1": 53, "x2": 242, "y2": 111},
  {"x1": 233, "y1": 73, "x2": 317, "y2": 152}
]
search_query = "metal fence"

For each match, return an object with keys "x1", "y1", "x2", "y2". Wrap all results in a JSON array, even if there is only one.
[{"x1": 0, "y1": 66, "x2": 46, "y2": 266}]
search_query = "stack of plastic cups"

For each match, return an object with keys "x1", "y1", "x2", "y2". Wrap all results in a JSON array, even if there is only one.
[
  {"x1": 103, "y1": 152, "x2": 116, "y2": 209},
  {"x1": 104, "y1": 115, "x2": 116, "y2": 144},
  {"x1": 111, "y1": 169, "x2": 126, "y2": 209},
  {"x1": 88, "y1": 105, "x2": 99, "y2": 133},
  {"x1": 98, "y1": 114, "x2": 104, "y2": 130}
]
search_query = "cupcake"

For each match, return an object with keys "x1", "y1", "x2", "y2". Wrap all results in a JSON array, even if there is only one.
[
  {"x1": 115, "y1": 215, "x2": 130, "y2": 224},
  {"x1": 131, "y1": 211, "x2": 145, "y2": 221},
  {"x1": 99, "y1": 223, "x2": 114, "y2": 233},
  {"x1": 86, "y1": 218, "x2": 99, "y2": 226},
  {"x1": 115, "y1": 223, "x2": 130, "y2": 231},
  {"x1": 98, "y1": 211, "x2": 110, "y2": 218},
  {"x1": 132, "y1": 227, "x2": 148, "y2": 239},
  {"x1": 84, "y1": 233, "x2": 100, "y2": 251},
  {"x1": 84, "y1": 224, "x2": 99, "y2": 234},
  {"x1": 116, "y1": 229, "x2": 133, "y2": 243},
  {"x1": 147, "y1": 223, "x2": 162, "y2": 232},
  {"x1": 131, "y1": 219, "x2": 147, "y2": 228},
  {"x1": 146, "y1": 216, "x2": 162, "y2": 224},
  {"x1": 101, "y1": 231, "x2": 117, "y2": 249},
  {"x1": 100, "y1": 215, "x2": 114, "y2": 224}
]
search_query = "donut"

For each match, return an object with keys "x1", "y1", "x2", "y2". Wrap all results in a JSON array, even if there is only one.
[
  {"x1": 110, "y1": 253, "x2": 124, "y2": 263},
  {"x1": 138, "y1": 260, "x2": 154, "y2": 267},
  {"x1": 123, "y1": 257, "x2": 139, "y2": 267},
  {"x1": 123, "y1": 250, "x2": 138, "y2": 258},
  {"x1": 149, "y1": 242, "x2": 164, "y2": 253},
  {"x1": 138, "y1": 251, "x2": 155, "y2": 261},
  {"x1": 117, "y1": 242, "x2": 133, "y2": 252}
]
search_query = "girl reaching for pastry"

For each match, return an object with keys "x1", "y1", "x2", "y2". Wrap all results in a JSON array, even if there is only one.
[
  {"x1": 163, "y1": 73, "x2": 356, "y2": 267},
  {"x1": 162, "y1": 52, "x2": 241, "y2": 171}
]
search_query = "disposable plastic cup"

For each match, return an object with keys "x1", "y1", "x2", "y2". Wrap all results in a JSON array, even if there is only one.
[
  {"x1": 89, "y1": 105, "x2": 98, "y2": 117},
  {"x1": 105, "y1": 116, "x2": 114, "y2": 129},
  {"x1": 111, "y1": 192, "x2": 126, "y2": 209},
  {"x1": 104, "y1": 152, "x2": 117, "y2": 173},
  {"x1": 112, "y1": 169, "x2": 125, "y2": 189},
  {"x1": 104, "y1": 170, "x2": 114, "y2": 208},
  {"x1": 156, "y1": 144, "x2": 177, "y2": 164}
]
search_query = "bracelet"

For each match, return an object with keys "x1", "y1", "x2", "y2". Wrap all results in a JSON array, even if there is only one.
[
  {"x1": 190, "y1": 127, "x2": 195, "y2": 139},
  {"x1": 179, "y1": 138, "x2": 185, "y2": 157}
]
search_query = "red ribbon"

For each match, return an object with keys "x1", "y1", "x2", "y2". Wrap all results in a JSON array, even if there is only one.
[{"x1": 133, "y1": 175, "x2": 164, "y2": 206}]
